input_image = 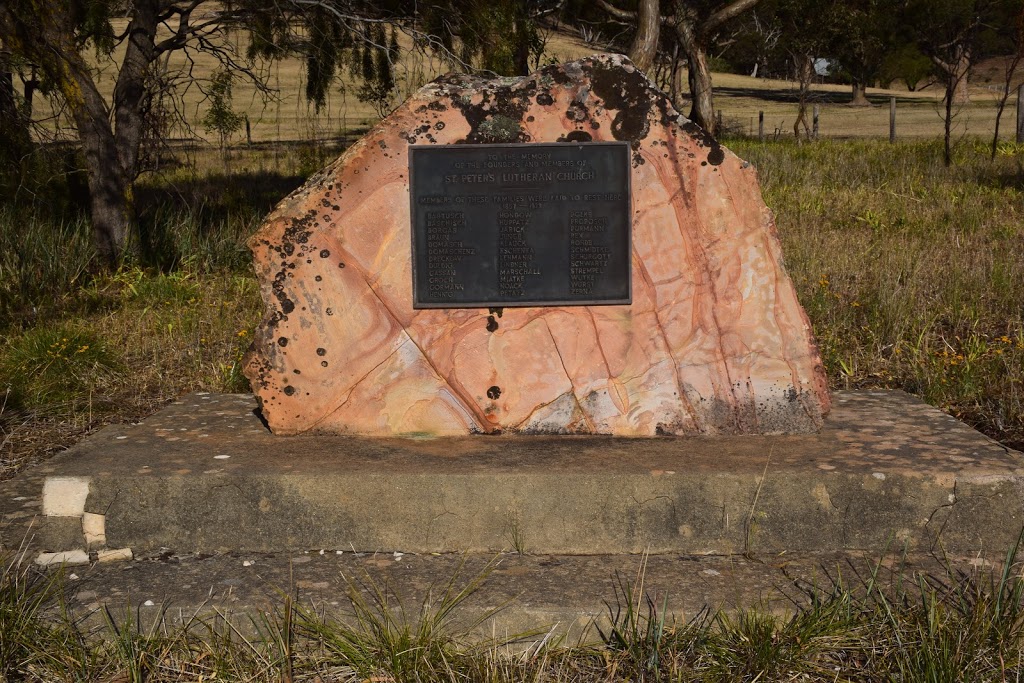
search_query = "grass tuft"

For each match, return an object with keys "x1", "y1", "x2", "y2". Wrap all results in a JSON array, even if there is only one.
[
  {"x1": 0, "y1": 548, "x2": 72, "y2": 680},
  {"x1": 0, "y1": 325, "x2": 121, "y2": 411},
  {"x1": 297, "y1": 556, "x2": 505, "y2": 681},
  {"x1": 7, "y1": 546, "x2": 1024, "y2": 681}
]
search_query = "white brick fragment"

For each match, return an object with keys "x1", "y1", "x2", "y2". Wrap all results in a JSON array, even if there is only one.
[
  {"x1": 35, "y1": 550, "x2": 89, "y2": 567},
  {"x1": 97, "y1": 548, "x2": 134, "y2": 563},
  {"x1": 42, "y1": 477, "x2": 91, "y2": 517},
  {"x1": 82, "y1": 512, "x2": 106, "y2": 547}
]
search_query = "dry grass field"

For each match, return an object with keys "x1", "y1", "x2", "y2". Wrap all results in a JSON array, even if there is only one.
[{"x1": 32, "y1": 24, "x2": 1024, "y2": 144}]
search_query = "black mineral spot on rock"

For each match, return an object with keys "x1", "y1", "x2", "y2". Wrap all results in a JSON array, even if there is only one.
[
  {"x1": 489, "y1": 307, "x2": 503, "y2": 318},
  {"x1": 316, "y1": 348, "x2": 326, "y2": 356},
  {"x1": 526, "y1": 115, "x2": 535, "y2": 122},
  {"x1": 320, "y1": 249, "x2": 330, "y2": 258},
  {"x1": 701, "y1": 160, "x2": 708, "y2": 166},
  {"x1": 315, "y1": 275, "x2": 322, "y2": 282},
  {"x1": 486, "y1": 316, "x2": 498, "y2": 332},
  {"x1": 278, "y1": 337, "x2": 288, "y2": 347},
  {"x1": 487, "y1": 386, "x2": 502, "y2": 400},
  {"x1": 707, "y1": 146, "x2": 726, "y2": 166},
  {"x1": 536, "y1": 93, "x2": 554, "y2": 106},
  {"x1": 284, "y1": 386, "x2": 296, "y2": 396},
  {"x1": 434, "y1": 121, "x2": 445, "y2": 130},
  {"x1": 566, "y1": 103, "x2": 588, "y2": 121},
  {"x1": 589, "y1": 62, "x2": 652, "y2": 143},
  {"x1": 338, "y1": 263, "x2": 345, "y2": 268},
  {"x1": 293, "y1": 369, "x2": 301, "y2": 374},
  {"x1": 281, "y1": 300, "x2": 295, "y2": 314},
  {"x1": 564, "y1": 130, "x2": 593, "y2": 142}
]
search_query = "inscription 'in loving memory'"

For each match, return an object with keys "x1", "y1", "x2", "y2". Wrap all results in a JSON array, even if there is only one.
[{"x1": 410, "y1": 142, "x2": 631, "y2": 308}]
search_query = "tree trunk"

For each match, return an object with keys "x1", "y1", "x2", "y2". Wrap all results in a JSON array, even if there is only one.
[
  {"x1": 669, "y1": 42, "x2": 682, "y2": 108},
  {"x1": 673, "y1": 15, "x2": 716, "y2": 135},
  {"x1": 112, "y1": 0, "x2": 158, "y2": 180},
  {"x1": 850, "y1": 81, "x2": 869, "y2": 106},
  {"x1": 64, "y1": 68, "x2": 134, "y2": 263},
  {"x1": 0, "y1": 48, "x2": 30, "y2": 161},
  {"x1": 687, "y1": 47, "x2": 715, "y2": 134},
  {"x1": 629, "y1": 0, "x2": 660, "y2": 73},
  {"x1": 991, "y1": 54, "x2": 1022, "y2": 160},
  {"x1": 951, "y1": 49, "x2": 970, "y2": 104},
  {"x1": 23, "y1": 67, "x2": 37, "y2": 118},
  {"x1": 793, "y1": 53, "x2": 813, "y2": 142},
  {"x1": 943, "y1": 73, "x2": 954, "y2": 166}
]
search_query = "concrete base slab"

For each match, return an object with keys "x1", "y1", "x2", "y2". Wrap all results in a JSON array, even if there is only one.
[
  {"x1": 33, "y1": 391, "x2": 1024, "y2": 557},
  {"x1": 54, "y1": 548, "x2": 968, "y2": 642}
]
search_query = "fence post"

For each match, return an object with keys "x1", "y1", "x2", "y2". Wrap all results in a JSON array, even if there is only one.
[
  {"x1": 758, "y1": 111, "x2": 764, "y2": 142},
  {"x1": 1017, "y1": 84, "x2": 1024, "y2": 144},
  {"x1": 889, "y1": 97, "x2": 897, "y2": 144},
  {"x1": 812, "y1": 104, "x2": 819, "y2": 140}
]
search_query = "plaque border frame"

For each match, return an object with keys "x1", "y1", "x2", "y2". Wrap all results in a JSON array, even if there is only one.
[{"x1": 409, "y1": 141, "x2": 633, "y2": 309}]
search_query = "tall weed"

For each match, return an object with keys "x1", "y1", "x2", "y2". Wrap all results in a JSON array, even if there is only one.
[{"x1": 0, "y1": 208, "x2": 95, "y2": 329}]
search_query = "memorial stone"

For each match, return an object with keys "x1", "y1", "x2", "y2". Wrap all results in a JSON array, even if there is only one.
[{"x1": 245, "y1": 54, "x2": 831, "y2": 436}]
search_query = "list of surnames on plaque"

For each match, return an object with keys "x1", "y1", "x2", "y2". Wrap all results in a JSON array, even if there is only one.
[{"x1": 411, "y1": 142, "x2": 630, "y2": 307}]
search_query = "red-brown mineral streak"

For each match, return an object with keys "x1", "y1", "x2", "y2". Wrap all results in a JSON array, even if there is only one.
[{"x1": 244, "y1": 55, "x2": 831, "y2": 436}]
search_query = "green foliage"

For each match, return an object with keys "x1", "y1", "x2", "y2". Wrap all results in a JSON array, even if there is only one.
[
  {"x1": 879, "y1": 42, "x2": 935, "y2": 90},
  {"x1": 304, "y1": 9, "x2": 342, "y2": 112},
  {"x1": 1, "y1": 325, "x2": 120, "y2": 409},
  {"x1": 202, "y1": 70, "x2": 243, "y2": 150},
  {"x1": 76, "y1": 0, "x2": 117, "y2": 54},
  {"x1": 355, "y1": 23, "x2": 397, "y2": 118},
  {"x1": 828, "y1": 0, "x2": 900, "y2": 87}
]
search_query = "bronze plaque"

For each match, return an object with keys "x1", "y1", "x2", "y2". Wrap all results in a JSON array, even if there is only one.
[{"x1": 410, "y1": 142, "x2": 631, "y2": 308}]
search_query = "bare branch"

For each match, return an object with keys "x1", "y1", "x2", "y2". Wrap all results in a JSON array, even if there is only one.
[
  {"x1": 595, "y1": 0, "x2": 676, "y2": 25},
  {"x1": 704, "y1": 0, "x2": 760, "y2": 32},
  {"x1": 594, "y1": 0, "x2": 636, "y2": 21}
]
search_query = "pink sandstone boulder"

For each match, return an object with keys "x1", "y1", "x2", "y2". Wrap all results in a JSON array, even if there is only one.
[{"x1": 244, "y1": 54, "x2": 831, "y2": 436}]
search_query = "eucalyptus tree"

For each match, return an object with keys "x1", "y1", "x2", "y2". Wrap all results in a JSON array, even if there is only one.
[
  {"x1": 595, "y1": 0, "x2": 761, "y2": 136},
  {"x1": 900, "y1": 0, "x2": 1018, "y2": 164},
  {"x1": 0, "y1": 0, "x2": 550, "y2": 264},
  {"x1": 830, "y1": 0, "x2": 899, "y2": 105}
]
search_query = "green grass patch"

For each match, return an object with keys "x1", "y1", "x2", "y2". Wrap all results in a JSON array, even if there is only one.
[
  {"x1": 730, "y1": 137, "x2": 1024, "y2": 448},
  {"x1": 0, "y1": 325, "x2": 121, "y2": 411}
]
